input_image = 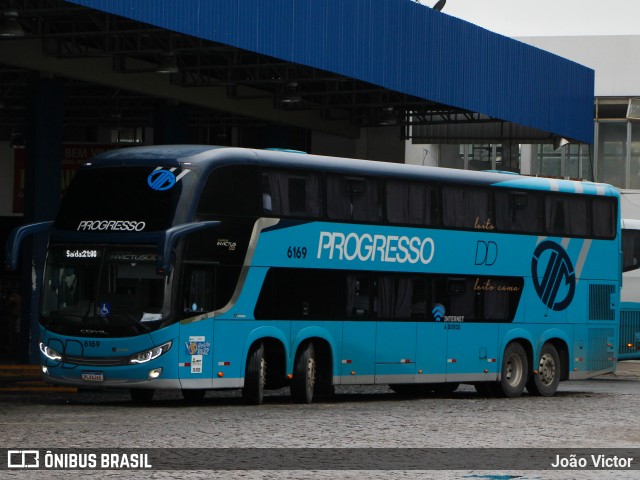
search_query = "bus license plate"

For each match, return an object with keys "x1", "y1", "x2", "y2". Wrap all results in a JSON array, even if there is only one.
[{"x1": 82, "y1": 371, "x2": 104, "y2": 382}]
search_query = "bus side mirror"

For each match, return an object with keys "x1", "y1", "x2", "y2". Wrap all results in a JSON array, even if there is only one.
[
  {"x1": 5, "y1": 221, "x2": 53, "y2": 271},
  {"x1": 156, "y1": 221, "x2": 220, "y2": 274}
]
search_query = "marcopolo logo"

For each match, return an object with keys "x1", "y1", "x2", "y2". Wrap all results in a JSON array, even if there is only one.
[
  {"x1": 531, "y1": 240, "x2": 576, "y2": 311},
  {"x1": 147, "y1": 167, "x2": 191, "y2": 191}
]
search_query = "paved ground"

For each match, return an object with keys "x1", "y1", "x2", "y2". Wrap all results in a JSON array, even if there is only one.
[{"x1": 1, "y1": 361, "x2": 640, "y2": 479}]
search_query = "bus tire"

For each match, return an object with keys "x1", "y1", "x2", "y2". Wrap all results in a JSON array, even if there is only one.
[
  {"x1": 130, "y1": 388, "x2": 154, "y2": 404},
  {"x1": 499, "y1": 342, "x2": 528, "y2": 398},
  {"x1": 242, "y1": 342, "x2": 266, "y2": 405},
  {"x1": 526, "y1": 343, "x2": 561, "y2": 397},
  {"x1": 182, "y1": 389, "x2": 206, "y2": 402},
  {"x1": 291, "y1": 343, "x2": 316, "y2": 404}
]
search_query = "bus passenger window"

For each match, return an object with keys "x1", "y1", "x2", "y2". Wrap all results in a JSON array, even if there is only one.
[
  {"x1": 347, "y1": 275, "x2": 370, "y2": 318},
  {"x1": 623, "y1": 229, "x2": 640, "y2": 271},
  {"x1": 546, "y1": 196, "x2": 588, "y2": 236},
  {"x1": 386, "y1": 180, "x2": 434, "y2": 226},
  {"x1": 197, "y1": 165, "x2": 260, "y2": 218},
  {"x1": 262, "y1": 171, "x2": 322, "y2": 218},
  {"x1": 327, "y1": 175, "x2": 381, "y2": 223},
  {"x1": 442, "y1": 186, "x2": 492, "y2": 230},
  {"x1": 593, "y1": 197, "x2": 616, "y2": 239},
  {"x1": 494, "y1": 191, "x2": 542, "y2": 233}
]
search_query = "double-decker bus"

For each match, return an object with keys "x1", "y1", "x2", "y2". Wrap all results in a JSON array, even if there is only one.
[{"x1": 6, "y1": 145, "x2": 621, "y2": 403}]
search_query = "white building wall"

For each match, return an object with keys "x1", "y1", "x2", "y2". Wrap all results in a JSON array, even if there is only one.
[{"x1": 517, "y1": 35, "x2": 640, "y2": 97}]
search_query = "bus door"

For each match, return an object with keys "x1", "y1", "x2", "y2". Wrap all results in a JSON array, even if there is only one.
[
  {"x1": 178, "y1": 267, "x2": 215, "y2": 388},
  {"x1": 341, "y1": 274, "x2": 376, "y2": 384},
  {"x1": 374, "y1": 275, "x2": 417, "y2": 381}
]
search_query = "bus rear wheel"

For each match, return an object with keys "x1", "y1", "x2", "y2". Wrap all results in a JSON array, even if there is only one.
[
  {"x1": 291, "y1": 343, "x2": 316, "y2": 404},
  {"x1": 499, "y1": 342, "x2": 528, "y2": 398},
  {"x1": 242, "y1": 342, "x2": 266, "y2": 405},
  {"x1": 526, "y1": 343, "x2": 561, "y2": 397}
]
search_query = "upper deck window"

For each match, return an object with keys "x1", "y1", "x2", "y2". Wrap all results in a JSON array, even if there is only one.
[
  {"x1": 197, "y1": 165, "x2": 260, "y2": 218},
  {"x1": 386, "y1": 180, "x2": 435, "y2": 226},
  {"x1": 545, "y1": 195, "x2": 589, "y2": 237},
  {"x1": 442, "y1": 186, "x2": 493, "y2": 230},
  {"x1": 494, "y1": 191, "x2": 542, "y2": 234},
  {"x1": 592, "y1": 197, "x2": 616, "y2": 239},
  {"x1": 262, "y1": 171, "x2": 322, "y2": 218},
  {"x1": 326, "y1": 175, "x2": 381, "y2": 222}
]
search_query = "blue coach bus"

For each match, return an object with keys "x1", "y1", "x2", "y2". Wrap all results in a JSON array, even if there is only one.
[{"x1": 6, "y1": 146, "x2": 621, "y2": 403}]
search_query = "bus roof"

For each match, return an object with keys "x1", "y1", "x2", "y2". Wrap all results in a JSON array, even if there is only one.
[{"x1": 90, "y1": 145, "x2": 619, "y2": 198}]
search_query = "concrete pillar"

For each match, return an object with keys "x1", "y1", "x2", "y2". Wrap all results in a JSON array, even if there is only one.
[{"x1": 21, "y1": 74, "x2": 64, "y2": 363}]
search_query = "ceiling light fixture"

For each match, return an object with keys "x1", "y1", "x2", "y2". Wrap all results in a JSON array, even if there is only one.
[
  {"x1": 379, "y1": 107, "x2": 397, "y2": 126},
  {"x1": 281, "y1": 82, "x2": 302, "y2": 104},
  {"x1": 156, "y1": 52, "x2": 178, "y2": 74},
  {"x1": 0, "y1": 9, "x2": 26, "y2": 37}
]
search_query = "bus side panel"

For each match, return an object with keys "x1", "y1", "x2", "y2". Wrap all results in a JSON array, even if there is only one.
[
  {"x1": 415, "y1": 323, "x2": 447, "y2": 383},
  {"x1": 340, "y1": 321, "x2": 376, "y2": 384},
  {"x1": 446, "y1": 323, "x2": 500, "y2": 382},
  {"x1": 179, "y1": 318, "x2": 214, "y2": 389},
  {"x1": 374, "y1": 321, "x2": 417, "y2": 382}
]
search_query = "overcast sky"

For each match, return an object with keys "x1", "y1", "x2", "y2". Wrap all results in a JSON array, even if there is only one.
[{"x1": 425, "y1": 0, "x2": 640, "y2": 37}]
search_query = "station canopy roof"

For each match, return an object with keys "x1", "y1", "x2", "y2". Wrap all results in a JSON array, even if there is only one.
[{"x1": 0, "y1": 0, "x2": 594, "y2": 144}]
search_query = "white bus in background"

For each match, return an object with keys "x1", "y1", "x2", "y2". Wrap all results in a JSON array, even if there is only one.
[
  {"x1": 618, "y1": 191, "x2": 640, "y2": 359},
  {"x1": 620, "y1": 218, "x2": 640, "y2": 359}
]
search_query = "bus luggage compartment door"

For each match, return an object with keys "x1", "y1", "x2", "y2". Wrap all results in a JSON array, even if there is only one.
[{"x1": 374, "y1": 322, "x2": 417, "y2": 383}]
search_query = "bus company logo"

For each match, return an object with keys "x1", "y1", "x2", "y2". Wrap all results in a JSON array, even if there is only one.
[
  {"x1": 317, "y1": 231, "x2": 435, "y2": 265},
  {"x1": 432, "y1": 304, "x2": 445, "y2": 321},
  {"x1": 147, "y1": 167, "x2": 191, "y2": 191},
  {"x1": 531, "y1": 240, "x2": 576, "y2": 311}
]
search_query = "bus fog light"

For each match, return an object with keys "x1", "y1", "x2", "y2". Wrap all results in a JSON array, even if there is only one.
[
  {"x1": 148, "y1": 368, "x2": 162, "y2": 379},
  {"x1": 42, "y1": 365, "x2": 48, "y2": 375}
]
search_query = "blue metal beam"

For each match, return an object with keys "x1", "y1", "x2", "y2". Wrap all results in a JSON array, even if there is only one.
[{"x1": 67, "y1": 0, "x2": 594, "y2": 143}]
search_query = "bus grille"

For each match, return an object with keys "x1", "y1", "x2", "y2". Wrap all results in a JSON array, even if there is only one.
[
  {"x1": 63, "y1": 355, "x2": 130, "y2": 367},
  {"x1": 588, "y1": 284, "x2": 615, "y2": 321},
  {"x1": 587, "y1": 327, "x2": 615, "y2": 372},
  {"x1": 619, "y1": 308, "x2": 640, "y2": 359}
]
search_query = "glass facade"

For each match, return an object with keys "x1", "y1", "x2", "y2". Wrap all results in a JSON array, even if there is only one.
[{"x1": 419, "y1": 99, "x2": 640, "y2": 189}]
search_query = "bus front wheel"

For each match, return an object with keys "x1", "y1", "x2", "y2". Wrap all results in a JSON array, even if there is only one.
[
  {"x1": 526, "y1": 343, "x2": 561, "y2": 397},
  {"x1": 499, "y1": 342, "x2": 528, "y2": 398},
  {"x1": 242, "y1": 342, "x2": 266, "y2": 405},
  {"x1": 291, "y1": 343, "x2": 316, "y2": 404}
]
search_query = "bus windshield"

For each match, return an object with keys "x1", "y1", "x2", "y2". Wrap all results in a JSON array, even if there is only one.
[
  {"x1": 54, "y1": 166, "x2": 197, "y2": 232},
  {"x1": 41, "y1": 246, "x2": 172, "y2": 337}
]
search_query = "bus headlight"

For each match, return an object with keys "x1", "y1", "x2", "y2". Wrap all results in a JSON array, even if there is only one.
[
  {"x1": 39, "y1": 342, "x2": 62, "y2": 361},
  {"x1": 129, "y1": 341, "x2": 172, "y2": 364}
]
